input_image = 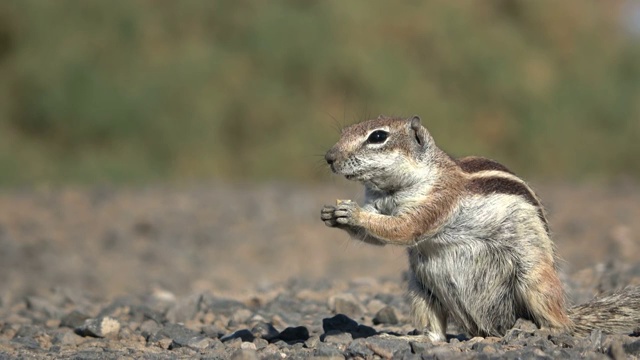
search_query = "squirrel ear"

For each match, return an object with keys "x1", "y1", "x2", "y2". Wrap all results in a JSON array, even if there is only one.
[{"x1": 410, "y1": 115, "x2": 426, "y2": 146}]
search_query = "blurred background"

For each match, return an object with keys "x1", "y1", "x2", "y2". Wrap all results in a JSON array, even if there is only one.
[
  {"x1": 0, "y1": 0, "x2": 639, "y2": 185},
  {"x1": 1, "y1": 1, "x2": 640, "y2": 301}
]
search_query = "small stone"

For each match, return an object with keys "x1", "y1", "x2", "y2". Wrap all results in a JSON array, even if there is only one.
[
  {"x1": 305, "y1": 335, "x2": 320, "y2": 349},
  {"x1": 25, "y1": 296, "x2": 62, "y2": 318},
  {"x1": 250, "y1": 322, "x2": 279, "y2": 341},
  {"x1": 259, "y1": 343, "x2": 281, "y2": 357},
  {"x1": 150, "y1": 323, "x2": 202, "y2": 349},
  {"x1": 548, "y1": 332, "x2": 574, "y2": 348},
  {"x1": 250, "y1": 314, "x2": 266, "y2": 324},
  {"x1": 483, "y1": 336, "x2": 501, "y2": 344},
  {"x1": 225, "y1": 337, "x2": 243, "y2": 349},
  {"x1": 365, "y1": 337, "x2": 411, "y2": 359},
  {"x1": 366, "y1": 299, "x2": 387, "y2": 315},
  {"x1": 158, "y1": 338, "x2": 172, "y2": 349},
  {"x1": 76, "y1": 317, "x2": 120, "y2": 338},
  {"x1": 117, "y1": 326, "x2": 137, "y2": 340},
  {"x1": 253, "y1": 338, "x2": 269, "y2": 350},
  {"x1": 60, "y1": 311, "x2": 90, "y2": 329},
  {"x1": 186, "y1": 336, "x2": 212, "y2": 350},
  {"x1": 511, "y1": 318, "x2": 538, "y2": 332},
  {"x1": 165, "y1": 293, "x2": 202, "y2": 323},
  {"x1": 471, "y1": 342, "x2": 492, "y2": 352},
  {"x1": 46, "y1": 319, "x2": 61, "y2": 328},
  {"x1": 323, "y1": 331, "x2": 353, "y2": 345},
  {"x1": 372, "y1": 306, "x2": 398, "y2": 325},
  {"x1": 221, "y1": 329, "x2": 255, "y2": 343},
  {"x1": 241, "y1": 341, "x2": 257, "y2": 350},
  {"x1": 232, "y1": 309, "x2": 253, "y2": 324},
  {"x1": 328, "y1": 294, "x2": 364, "y2": 319},
  {"x1": 410, "y1": 340, "x2": 433, "y2": 354},
  {"x1": 52, "y1": 331, "x2": 84, "y2": 346},
  {"x1": 271, "y1": 314, "x2": 288, "y2": 328},
  {"x1": 230, "y1": 348, "x2": 259, "y2": 360},
  {"x1": 314, "y1": 343, "x2": 345, "y2": 359},
  {"x1": 525, "y1": 336, "x2": 553, "y2": 348},
  {"x1": 139, "y1": 320, "x2": 161, "y2": 339},
  {"x1": 502, "y1": 328, "x2": 533, "y2": 343},
  {"x1": 346, "y1": 338, "x2": 374, "y2": 358},
  {"x1": 12, "y1": 336, "x2": 40, "y2": 349},
  {"x1": 15, "y1": 325, "x2": 43, "y2": 338},
  {"x1": 277, "y1": 326, "x2": 309, "y2": 342},
  {"x1": 202, "y1": 324, "x2": 226, "y2": 339}
]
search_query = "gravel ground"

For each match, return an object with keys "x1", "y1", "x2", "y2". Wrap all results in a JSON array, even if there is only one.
[{"x1": 0, "y1": 181, "x2": 639, "y2": 359}]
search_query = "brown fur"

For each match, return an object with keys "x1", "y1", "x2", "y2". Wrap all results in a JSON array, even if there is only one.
[
  {"x1": 525, "y1": 260, "x2": 572, "y2": 329},
  {"x1": 358, "y1": 179, "x2": 465, "y2": 245},
  {"x1": 457, "y1": 156, "x2": 515, "y2": 175},
  {"x1": 466, "y1": 175, "x2": 549, "y2": 233}
]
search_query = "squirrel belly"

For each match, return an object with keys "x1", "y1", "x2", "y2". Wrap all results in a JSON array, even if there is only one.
[{"x1": 321, "y1": 115, "x2": 640, "y2": 339}]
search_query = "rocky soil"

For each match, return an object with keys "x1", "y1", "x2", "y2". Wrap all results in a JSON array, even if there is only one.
[{"x1": 0, "y1": 181, "x2": 639, "y2": 359}]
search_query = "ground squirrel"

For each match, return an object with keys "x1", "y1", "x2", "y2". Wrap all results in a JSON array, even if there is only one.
[{"x1": 321, "y1": 115, "x2": 640, "y2": 341}]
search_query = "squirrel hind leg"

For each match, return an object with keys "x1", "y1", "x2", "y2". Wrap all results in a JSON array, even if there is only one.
[
  {"x1": 520, "y1": 261, "x2": 573, "y2": 331},
  {"x1": 407, "y1": 273, "x2": 448, "y2": 342}
]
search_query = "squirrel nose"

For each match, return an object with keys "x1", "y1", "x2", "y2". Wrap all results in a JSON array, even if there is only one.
[{"x1": 325, "y1": 149, "x2": 338, "y2": 165}]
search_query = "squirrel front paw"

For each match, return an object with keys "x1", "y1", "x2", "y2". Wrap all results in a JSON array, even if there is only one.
[{"x1": 321, "y1": 200, "x2": 361, "y2": 227}]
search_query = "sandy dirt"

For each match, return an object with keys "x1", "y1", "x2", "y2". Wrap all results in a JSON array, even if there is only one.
[{"x1": 1, "y1": 181, "x2": 639, "y2": 301}]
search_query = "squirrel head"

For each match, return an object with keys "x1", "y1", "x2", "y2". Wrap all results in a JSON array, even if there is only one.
[{"x1": 325, "y1": 115, "x2": 440, "y2": 192}]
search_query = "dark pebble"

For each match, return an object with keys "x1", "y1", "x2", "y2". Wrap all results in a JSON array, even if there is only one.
[
  {"x1": 11, "y1": 336, "x2": 40, "y2": 350},
  {"x1": 277, "y1": 326, "x2": 309, "y2": 342},
  {"x1": 151, "y1": 323, "x2": 201, "y2": 347},
  {"x1": 60, "y1": 310, "x2": 90, "y2": 329},
  {"x1": 322, "y1": 314, "x2": 376, "y2": 339},
  {"x1": 221, "y1": 329, "x2": 255, "y2": 343}
]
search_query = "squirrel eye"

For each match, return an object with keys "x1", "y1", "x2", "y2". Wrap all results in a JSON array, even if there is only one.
[{"x1": 367, "y1": 130, "x2": 388, "y2": 144}]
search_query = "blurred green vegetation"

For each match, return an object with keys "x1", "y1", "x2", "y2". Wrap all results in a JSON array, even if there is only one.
[{"x1": 0, "y1": 0, "x2": 639, "y2": 185}]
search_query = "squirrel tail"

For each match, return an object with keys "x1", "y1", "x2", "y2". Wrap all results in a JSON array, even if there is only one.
[{"x1": 568, "y1": 286, "x2": 640, "y2": 335}]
